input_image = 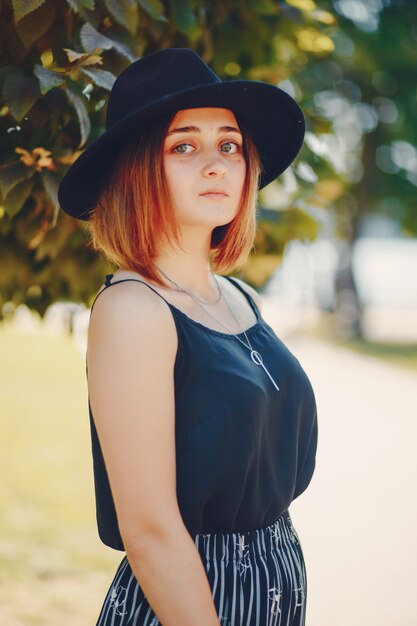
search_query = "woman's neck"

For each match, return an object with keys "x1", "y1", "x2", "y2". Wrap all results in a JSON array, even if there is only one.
[{"x1": 152, "y1": 237, "x2": 215, "y2": 293}]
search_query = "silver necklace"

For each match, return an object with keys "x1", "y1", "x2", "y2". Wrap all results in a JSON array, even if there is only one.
[
  {"x1": 156, "y1": 265, "x2": 222, "y2": 305},
  {"x1": 155, "y1": 265, "x2": 280, "y2": 391}
]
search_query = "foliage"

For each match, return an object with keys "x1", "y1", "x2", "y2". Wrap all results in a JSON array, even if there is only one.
[
  {"x1": 327, "y1": 0, "x2": 417, "y2": 239},
  {"x1": 0, "y1": 0, "x2": 334, "y2": 314},
  {"x1": 0, "y1": 0, "x2": 364, "y2": 315},
  {"x1": 292, "y1": 0, "x2": 417, "y2": 242}
]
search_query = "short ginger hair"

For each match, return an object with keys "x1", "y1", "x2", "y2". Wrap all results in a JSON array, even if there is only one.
[{"x1": 87, "y1": 110, "x2": 263, "y2": 287}]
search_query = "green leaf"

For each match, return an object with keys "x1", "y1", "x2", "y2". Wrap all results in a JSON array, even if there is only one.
[
  {"x1": 3, "y1": 178, "x2": 33, "y2": 219},
  {"x1": 34, "y1": 213, "x2": 74, "y2": 261},
  {"x1": 65, "y1": 0, "x2": 95, "y2": 10},
  {"x1": 169, "y1": 0, "x2": 197, "y2": 34},
  {"x1": 253, "y1": 0, "x2": 281, "y2": 15},
  {"x1": 104, "y1": 0, "x2": 139, "y2": 34},
  {"x1": 34, "y1": 65, "x2": 66, "y2": 95},
  {"x1": 41, "y1": 170, "x2": 61, "y2": 226},
  {"x1": 0, "y1": 13, "x2": 7, "y2": 59},
  {"x1": 15, "y1": 2, "x2": 56, "y2": 51},
  {"x1": 80, "y1": 23, "x2": 137, "y2": 61},
  {"x1": 12, "y1": 0, "x2": 45, "y2": 23},
  {"x1": 80, "y1": 23, "x2": 113, "y2": 52},
  {"x1": 64, "y1": 87, "x2": 91, "y2": 147},
  {"x1": 2, "y1": 70, "x2": 41, "y2": 121},
  {"x1": 0, "y1": 161, "x2": 34, "y2": 199},
  {"x1": 80, "y1": 68, "x2": 116, "y2": 90},
  {"x1": 139, "y1": 0, "x2": 167, "y2": 21}
]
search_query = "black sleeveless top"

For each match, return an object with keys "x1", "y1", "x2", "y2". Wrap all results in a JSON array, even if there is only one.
[{"x1": 86, "y1": 274, "x2": 318, "y2": 551}]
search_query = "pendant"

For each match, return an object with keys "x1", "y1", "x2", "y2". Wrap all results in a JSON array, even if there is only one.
[{"x1": 250, "y1": 350, "x2": 280, "y2": 391}]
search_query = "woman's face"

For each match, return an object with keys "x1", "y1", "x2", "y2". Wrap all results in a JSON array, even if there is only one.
[{"x1": 163, "y1": 107, "x2": 246, "y2": 231}]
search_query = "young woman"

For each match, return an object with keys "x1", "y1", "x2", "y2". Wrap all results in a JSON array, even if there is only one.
[{"x1": 58, "y1": 48, "x2": 318, "y2": 626}]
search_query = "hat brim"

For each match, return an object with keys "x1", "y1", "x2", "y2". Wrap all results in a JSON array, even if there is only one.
[{"x1": 58, "y1": 80, "x2": 305, "y2": 220}]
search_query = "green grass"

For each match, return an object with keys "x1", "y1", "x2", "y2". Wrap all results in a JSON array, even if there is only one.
[
  {"x1": 0, "y1": 326, "x2": 121, "y2": 625},
  {"x1": 300, "y1": 313, "x2": 417, "y2": 374},
  {"x1": 331, "y1": 338, "x2": 417, "y2": 372}
]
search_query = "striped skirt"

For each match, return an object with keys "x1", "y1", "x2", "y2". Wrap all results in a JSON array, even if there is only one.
[{"x1": 96, "y1": 509, "x2": 307, "y2": 626}]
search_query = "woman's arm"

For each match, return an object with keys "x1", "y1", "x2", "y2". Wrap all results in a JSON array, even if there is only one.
[{"x1": 87, "y1": 282, "x2": 221, "y2": 626}]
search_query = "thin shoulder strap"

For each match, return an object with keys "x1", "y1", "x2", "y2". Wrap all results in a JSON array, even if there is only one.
[
  {"x1": 89, "y1": 273, "x2": 170, "y2": 315},
  {"x1": 89, "y1": 273, "x2": 260, "y2": 317},
  {"x1": 223, "y1": 275, "x2": 260, "y2": 317},
  {"x1": 87, "y1": 274, "x2": 170, "y2": 377}
]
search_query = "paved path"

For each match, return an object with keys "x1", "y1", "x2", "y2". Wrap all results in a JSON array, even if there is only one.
[{"x1": 262, "y1": 302, "x2": 417, "y2": 626}]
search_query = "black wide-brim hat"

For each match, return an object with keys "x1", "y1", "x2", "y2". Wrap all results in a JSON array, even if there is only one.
[{"x1": 58, "y1": 48, "x2": 305, "y2": 220}]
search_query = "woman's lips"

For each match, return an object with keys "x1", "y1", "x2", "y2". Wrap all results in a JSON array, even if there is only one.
[{"x1": 200, "y1": 192, "x2": 228, "y2": 198}]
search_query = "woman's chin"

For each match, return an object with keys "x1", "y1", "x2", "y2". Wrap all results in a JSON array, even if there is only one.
[{"x1": 176, "y1": 209, "x2": 238, "y2": 229}]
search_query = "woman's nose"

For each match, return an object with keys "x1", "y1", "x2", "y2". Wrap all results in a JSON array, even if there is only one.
[{"x1": 201, "y1": 152, "x2": 226, "y2": 177}]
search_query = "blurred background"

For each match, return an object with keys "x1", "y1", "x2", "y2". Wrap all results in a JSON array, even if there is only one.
[{"x1": 1, "y1": 0, "x2": 416, "y2": 624}]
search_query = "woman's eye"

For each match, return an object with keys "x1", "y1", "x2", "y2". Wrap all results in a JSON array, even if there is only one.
[
  {"x1": 220, "y1": 142, "x2": 241, "y2": 154},
  {"x1": 172, "y1": 141, "x2": 241, "y2": 155},
  {"x1": 173, "y1": 143, "x2": 194, "y2": 154}
]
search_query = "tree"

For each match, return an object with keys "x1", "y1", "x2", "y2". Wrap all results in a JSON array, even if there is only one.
[
  {"x1": 0, "y1": 0, "x2": 340, "y2": 316},
  {"x1": 329, "y1": 0, "x2": 417, "y2": 240},
  {"x1": 294, "y1": 0, "x2": 417, "y2": 242}
]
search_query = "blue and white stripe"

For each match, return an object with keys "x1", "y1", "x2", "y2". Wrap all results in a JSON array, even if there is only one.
[{"x1": 96, "y1": 510, "x2": 307, "y2": 626}]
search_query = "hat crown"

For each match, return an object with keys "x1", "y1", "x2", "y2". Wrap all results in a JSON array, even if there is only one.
[{"x1": 106, "y1": 48, "x2": 220, "y2": 128}]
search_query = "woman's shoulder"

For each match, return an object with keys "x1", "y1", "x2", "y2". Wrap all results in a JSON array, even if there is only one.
[
  {"x1": 89, "y1": 271, "x2": 176, "y2": 334},
  {"x1": 87, "y1": 276, "x2": 178, "y2": 376},
  {"x1": 221, "y1": 275, "x2": 262, "y2": 314}
]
